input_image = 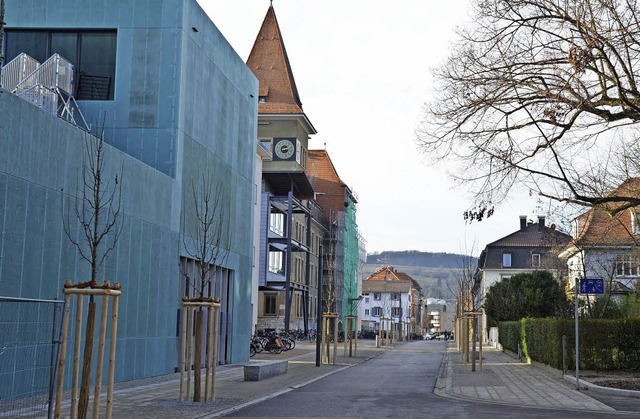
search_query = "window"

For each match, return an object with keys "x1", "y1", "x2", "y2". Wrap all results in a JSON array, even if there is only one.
[
  {"x1": 364, "y1": 309, "x2": 370, "y2": 316},
  {"x1": 268, "y1": 251, "x2": 283, "y2": 274},
  {"x1": 391, "y1": 293, "x2": 400, "y2": 301},
  {"x1": 270, "y1": 212, "x2": 285, "y2": 236},
  {"x1": 372, "y1": 307, "x2": 382, "y2": 316},
  {"x1": 373, "y1": 293, "x2": 381, "y2": 301},
  {"x1": 392, "y1": 307, "x2": 402, "y2": 317},
  {"x1": 364, "y1": 297, "x2": 369, "y2": 304},
  {"x1": 264, "y1": 294, "x2": 277, "y2": 316},
  {"x1": 4, "y1": 30, "x2": 117, "y2": 100},
  {"x1": 260, "y1": 139, "x2": 272, "y2": 152},
  {"x1": 616, "y1": 254, "x2": 640, "y2": 277},
  {"x1": 532, "y1": 254, "x2": 541, "y2": 267},
  {"x1": 503, "y1": 253, "x2": 512, "y2": 267}
]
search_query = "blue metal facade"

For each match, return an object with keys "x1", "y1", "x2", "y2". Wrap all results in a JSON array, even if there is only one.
[{"x1": 1, "y1": 0, "x2": 258, "y2": 389}]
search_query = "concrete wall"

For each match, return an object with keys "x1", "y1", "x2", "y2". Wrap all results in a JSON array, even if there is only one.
[
  {"x1": 2, "y1": 0, "x2": 258, "y2": 379},
  {"x1": 0, "y1": 90, "x2": 179, "y2": 386}
]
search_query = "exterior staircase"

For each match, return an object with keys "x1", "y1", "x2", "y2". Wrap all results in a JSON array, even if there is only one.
[{"x1": 0, "y1": 52, "x2": 89, "y2": 130}]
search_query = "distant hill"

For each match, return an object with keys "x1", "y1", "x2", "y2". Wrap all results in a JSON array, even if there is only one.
[
  {"x1": 363, "y1": 251, "x2": 478, "y2": 299},
  {"x1": 366, "y1": 250, "x2": 476, "y2": 269}
]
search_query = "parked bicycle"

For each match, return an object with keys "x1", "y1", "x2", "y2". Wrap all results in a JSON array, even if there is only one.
[{"x1": 263, "y1": 335, "x2": 284, "y2": 354}]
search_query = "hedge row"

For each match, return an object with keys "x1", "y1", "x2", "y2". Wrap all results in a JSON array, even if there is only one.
[{"x1": 498, "y1": 318, "x2": 640, "y2": 371}]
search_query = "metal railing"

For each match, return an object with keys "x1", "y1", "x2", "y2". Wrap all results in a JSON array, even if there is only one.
[
  {"x1": 0, "y1": 52, "x2": 40, "y2": 92},
  {"x1": 0, "y1": 296, "x2": 65, "y2": 419},
  {"x1": 15, "y1": 53, "x2": 74, "y2": 95}
]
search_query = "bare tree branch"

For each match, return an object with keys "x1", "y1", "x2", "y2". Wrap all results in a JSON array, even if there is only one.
[
  {"x1": 419, "y1": 0, "x2": 640, "y2": 220},
  {"x1": 62, "y1": 123, "x2": 123, "y2": 284}
]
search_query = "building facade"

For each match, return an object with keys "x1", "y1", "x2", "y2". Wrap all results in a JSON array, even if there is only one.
[
  {"x1": 477, "y1": 215, "x2": 572, "y2": 334},
  {"x1": 559, "y1": 179, "x2": 640, "y2": 302},
  {"x1": 248, "y1": 5, "x2": 323, "y2": 333},
  {"x1": 359, "y1": 266, "x2": 421, "y2": 337},
  {"x1": 1, "y1": 0, "x2": 257, "y2": 392},
  {"x1": 307, "y1": 150, "x2": 360, "y2": 327}
]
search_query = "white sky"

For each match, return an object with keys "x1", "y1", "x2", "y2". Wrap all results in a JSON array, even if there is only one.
[{"x1": 199, "y1": 0, "x2": 543, "y2": 256}]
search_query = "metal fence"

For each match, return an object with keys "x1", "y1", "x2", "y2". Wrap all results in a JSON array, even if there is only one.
[
  {"x1": 0, "y1": 296, "x2": 65, "y2": 419},
  {"x1": 0, "y1": 52, "x2": 40, "y2": 92}
]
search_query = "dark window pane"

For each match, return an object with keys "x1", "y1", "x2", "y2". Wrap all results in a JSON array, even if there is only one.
[
  {"x1": 78, "y1": 32, "x2": 116, "y2": 100},
  {"x1": 5, "y1": 31, "x2": 48, "y2": 63},
  {"x1": 51, "y1": 32, "x2": 77, "y2": 63}
]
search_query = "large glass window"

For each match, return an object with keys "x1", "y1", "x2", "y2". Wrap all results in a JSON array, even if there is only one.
[{"x1": 3, "y1": 30, "x2": 116, "y2": 100}]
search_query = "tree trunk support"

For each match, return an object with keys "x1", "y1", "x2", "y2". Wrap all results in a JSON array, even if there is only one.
[
  {"x1": 54, "y1": 281, "x2": 121, "y2": 419},
  {"x1": 179, "y1": 298, "x2": 221, "y2": 403}
]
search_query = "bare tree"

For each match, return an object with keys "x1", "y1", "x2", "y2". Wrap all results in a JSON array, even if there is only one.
[
  {"x1": 419, "y1": 0, "x2": 640, "y2": 220},
  {"x1": 181, "y1": 174, "x2": 230, "y2": 402},
  {"x1": 62, "y1": 126, "x2": 123, "y2": 419},
  {"x1": 323, "y1": 251, "x2": 337, "y2": 314},
  {"x1": 450, "y1": 245, "x2": 480, "y2": 315},
  {"x1": 448, "y1": 244, "x2": 481, "y2": 370}
]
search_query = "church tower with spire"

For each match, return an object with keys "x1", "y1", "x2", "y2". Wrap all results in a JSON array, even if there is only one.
[{"x1": 249, "y1": 4, "x2": 324, "y2": 334}]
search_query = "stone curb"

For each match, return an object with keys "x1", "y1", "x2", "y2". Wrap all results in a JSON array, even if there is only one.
[{"x1": 562, "y1": 375, "x2": 640, "y2": 399}]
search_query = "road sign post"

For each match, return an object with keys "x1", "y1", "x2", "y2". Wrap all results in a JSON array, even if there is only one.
[{"x1": 575, "y1": 278, "x2": 605, "y2": 389}]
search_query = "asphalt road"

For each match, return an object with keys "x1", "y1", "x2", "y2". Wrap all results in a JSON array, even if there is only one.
[{"x1": 223, "y1": 340, "x2": 640, "y2": 418}]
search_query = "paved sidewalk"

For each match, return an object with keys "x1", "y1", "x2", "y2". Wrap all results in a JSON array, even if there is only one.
[
  {"x1": 434, "y1": 342, "x2": 634, "y2": 412},
  {"x1": 55, "y1": 339, "x2": 387, "y2": 418},
  {"x1": 52, "y1": 339, "x2": 640, "y2": 418}
]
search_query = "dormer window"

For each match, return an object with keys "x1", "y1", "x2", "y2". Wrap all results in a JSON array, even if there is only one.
[
  {"x1": 532, "y1": 253, "x2": 541, "y2": 267},
  {"x1": 258, "y1": 96, "x2": 267, "y2": 103},
  {"x1": 503, "y1": 253, "x2": 512, "y2": 268}
]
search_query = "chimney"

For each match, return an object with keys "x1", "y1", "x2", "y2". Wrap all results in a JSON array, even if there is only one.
[
  {"x1": 538, "y1": 215, "x2": 546, "y2": 231},
  {"x1": 519, "y1": 215, "x2": 527, "y2": 231}
]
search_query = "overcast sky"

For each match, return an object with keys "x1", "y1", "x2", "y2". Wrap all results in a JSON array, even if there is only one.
[{"x1": 199, "y1": 0, "x2": 545, "y2": 256}]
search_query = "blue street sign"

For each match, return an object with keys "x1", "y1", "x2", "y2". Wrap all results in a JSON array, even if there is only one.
[{"x1": 579, "y1": 278, "x2": 605, "y2": 295}]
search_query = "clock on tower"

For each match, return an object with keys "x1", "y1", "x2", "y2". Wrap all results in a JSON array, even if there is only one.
[{"x1": 273, "y1": 138, "x2": 296, "y2": 161}]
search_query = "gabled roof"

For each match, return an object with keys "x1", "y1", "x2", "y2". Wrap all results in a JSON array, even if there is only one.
[
  {"x1": 308, "y1": 150, "x2": 347, "y2": 190},
  {"x1": 480, "y1": 217, "x2": 572, "y2": 270},
  {"x1": 307, "y1": 150, "x2": 357, "y2": 223},
  {"x1": 394, "y1": 271, "x2": 423, "y2": 293},
  {"x1": 366, "y1": 266, "x2": 422, "y2": 291},
  {"x1": 567, "y1": 178, "x2": 640, "y2": 249},
  {"x1": 246, "y1": 5, "x2": 304, "y2": 115},
  {"x1": 487, "y1": 221, "x2": 571, "y2": 248},
  {"x1": 367, "y1": 266, "x2": 403, "y2": 281}
]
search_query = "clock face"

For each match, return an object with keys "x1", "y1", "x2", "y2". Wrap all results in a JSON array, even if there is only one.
[{"x1": 274, "y1": 139, "x2": 295, "y2": 160}]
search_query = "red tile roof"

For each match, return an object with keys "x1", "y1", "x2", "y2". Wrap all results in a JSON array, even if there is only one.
[
  {"x1": 307, "y1": 149, "x2": 356, "y2": 224},
  {"x1": 562, "y1": 178, "x2": 640, "y2": 253},
  {"x1": 246, "y1": 5, "x2": 304, "y2": 115}
]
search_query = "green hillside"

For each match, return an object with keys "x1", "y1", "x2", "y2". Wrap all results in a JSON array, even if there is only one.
[
  {"x1": 362, "y1": 264, "x2": 461, "y2": 299},
  {"x1": 363, "y1": 251, "x2": 477, "y2": 299}
]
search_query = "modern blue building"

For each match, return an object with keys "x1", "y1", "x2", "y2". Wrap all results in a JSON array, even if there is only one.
[{"x1": 0, "y1": 0, "x2": 258, "y2": 393}]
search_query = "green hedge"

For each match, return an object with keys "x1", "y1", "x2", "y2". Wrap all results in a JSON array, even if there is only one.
[{"x1": 498, "y1": 318, "x2": 640, "y2": 371}]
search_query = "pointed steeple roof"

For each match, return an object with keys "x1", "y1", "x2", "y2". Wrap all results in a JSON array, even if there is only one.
[{"x1": 247, "y1": 5, "x2": 304, "y2": 115}]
